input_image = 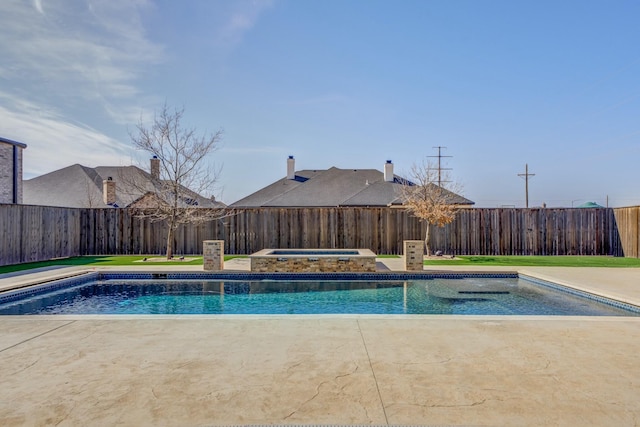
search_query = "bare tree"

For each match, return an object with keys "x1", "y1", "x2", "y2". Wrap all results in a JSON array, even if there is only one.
[
  {"x1": 129, "y1": 104, "x2": 232, "y2": 259},
  {"x1": 84, "y1": 178, "x2": 100, "y2": 208},
  {"x1": 401, "y1": 159, "x2": 466, "y2": 256}
]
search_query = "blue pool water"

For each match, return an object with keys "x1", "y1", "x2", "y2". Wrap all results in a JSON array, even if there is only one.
[
  {"x1": 0, "y1": 276, "x2": 638, "y2": 316},
  {"x1": 268, "y1": 250, "x2": 360, "y2": 255}
]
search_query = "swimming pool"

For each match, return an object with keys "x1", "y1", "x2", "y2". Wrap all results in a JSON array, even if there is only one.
[{"x1": 1, "y1": 272, "x2": 638, "y2": 316}]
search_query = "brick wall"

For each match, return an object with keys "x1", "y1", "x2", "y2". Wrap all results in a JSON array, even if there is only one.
[
  {"x1": 18, "y1": 145, "x2": 23, "y2": 203},
  {"x1": 0, "y1": 143, "x2": 23, "y2": 204}
]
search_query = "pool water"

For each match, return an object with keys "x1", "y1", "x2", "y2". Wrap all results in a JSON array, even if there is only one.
[
  {"x1": 0, "y1": 277, "x2": 637, "y2": 316},
  {"x1": 269, "y1": 250, "x2": 360, "y2": 255}
]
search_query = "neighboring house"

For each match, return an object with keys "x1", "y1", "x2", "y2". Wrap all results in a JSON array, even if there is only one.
[
  {"x1": 0, "y1": 137, "x2": 27, "y2": 204},
  {"x1": 231, "y1": 156, "x2": 474, "y2": 208},
  {"x1": 23, "y1": 157, "x2": 225, "y2": 208}
]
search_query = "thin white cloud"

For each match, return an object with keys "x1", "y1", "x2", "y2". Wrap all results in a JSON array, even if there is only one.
[
  {"x1": 102, "y1": 103, "x2": 155, "y2": 130},
  {"x1": 280, "y1": 93, "x2": 353, "y2": 107},
  {"x1": 0, "y1": 0, "x2": 276, "y2": 182},
  {"x1": 0, "y1": 0, "x2": 163, "y2": 123},
  {"x1": 0, "y1": 102, "x2": 132, "y2": 177},
  {"x1": 223, "y1": 145, "x2": 284, "y2": 154},
  {"x1": 0, "y1": 0, "x2": 162, "y2": 178},
  {"x1": 33, "y1": 0, "x2": 43, "y2": 14},
  {"x1": 214, "y1": 0, "x2": 275, "y2": 47}
]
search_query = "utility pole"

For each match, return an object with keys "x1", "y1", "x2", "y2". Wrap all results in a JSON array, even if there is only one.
[
  {"x1": 518, "y1": 164, "x2": 535, "y2": 208},
  {"x1": 428, "y1": 146, "x2": 452, "y2": 186}
]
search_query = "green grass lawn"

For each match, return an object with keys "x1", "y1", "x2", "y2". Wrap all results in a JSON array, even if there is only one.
[
  {"x1": 0, "y1": 255, "x2": 248, "y2": 275},
  {"x1": 424, "y1": 255, "x2": 640, "y2": 267},
  {"x1": 379, "y1": 254, "x2": 640, "y2": 267},
  {"x1": 1, "y1": 254, "x2": 639, "y2": 276}
]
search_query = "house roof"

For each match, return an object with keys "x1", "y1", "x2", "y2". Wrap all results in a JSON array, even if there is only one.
[
  {"x1": 23, "y1": 164, "x2": 225, "y2": 208},
  {"x1": 0, "y1": 136, "x2": 27, "y2": 149},
  {"x1": 231, "y1": 166, "x2": 474, "y2": 208}
]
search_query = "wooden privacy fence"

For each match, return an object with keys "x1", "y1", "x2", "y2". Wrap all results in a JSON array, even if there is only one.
[
  {"x1": 2, "y1": 205, "x2": 638, "y2": 266},
  {"x1": 0, "y1": 204, "x2": 83, "y2": 265},
  {"x1": 218, "y1": 207, "x2": 623, "y2": 256},
  {"x1": 613, "y1": 207, "x2": 640, "y2": 258}
]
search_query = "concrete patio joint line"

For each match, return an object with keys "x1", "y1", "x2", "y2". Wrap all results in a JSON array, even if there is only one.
[
  {"x1": 357, "y1": 319, "x2": 389, "y2": 425},
  {"x1": 0, "y1": 320, "x2": 76, "y2": 353}
]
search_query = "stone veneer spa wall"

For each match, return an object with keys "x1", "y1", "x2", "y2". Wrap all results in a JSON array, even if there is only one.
[{"x1": 249, "y1": 249, "x2": 377, "y2": 272}]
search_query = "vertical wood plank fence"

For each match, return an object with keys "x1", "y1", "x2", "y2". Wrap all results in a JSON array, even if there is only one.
[
  {"x1": 1, "y1": 205, "x2": 639, "y2": 266},
  {"x1": 0, "y1": 204, "x2": 82, "y2": 265},
  {"x1": 613, "y1": 206, "x2": 640, "y2": 258}
]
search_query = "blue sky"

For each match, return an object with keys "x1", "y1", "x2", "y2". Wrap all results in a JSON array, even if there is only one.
[{"x1": 1, "y1": 0, "x2": 639, "y2": 207}]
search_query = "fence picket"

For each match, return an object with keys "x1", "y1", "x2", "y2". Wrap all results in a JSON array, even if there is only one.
[{"x1": 1, "y1": 205, "x2": 638, "y2": 265}]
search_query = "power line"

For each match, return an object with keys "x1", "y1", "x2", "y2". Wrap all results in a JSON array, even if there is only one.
[
  {"x1": 517, "y1": 163, "x2": 535, "y2": 208},
  {"x1": 428, "y1": 146, "x2": 452, "y2": 186}
]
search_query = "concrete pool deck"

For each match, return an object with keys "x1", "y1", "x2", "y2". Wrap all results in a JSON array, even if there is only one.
[{"x1": 1, "y1": 259, "x2": 639, "y2": 425}]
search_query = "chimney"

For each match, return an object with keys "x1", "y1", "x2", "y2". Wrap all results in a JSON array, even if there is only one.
[
  {"x1": 150, "y1": 156, "x2": 160, "y2": 180},
  {"x1": 384, "y1": 160, "x2": 394, "y2": 182},
  {"x1": 287, "y1": 155, "x2": 295, "y2": 180},
  {"x1": 103, "y1": 177, "x2": 116, "y2": 205}
]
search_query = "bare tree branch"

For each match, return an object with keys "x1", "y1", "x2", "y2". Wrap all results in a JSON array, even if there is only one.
[
  {"x1": 128, "y1": 104, "x2": 235, "y2": 259},
  {"x1": 401, "y1": 159, "x2": 465, "y2": 256},
  {"x1": 84, "y1": 177, "x2": 100, "y2": 208}
]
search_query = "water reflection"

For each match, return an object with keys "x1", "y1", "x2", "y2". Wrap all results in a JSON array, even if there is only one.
[{"x1": 0, "y1": 278, "x2": 636, "y2": 316}]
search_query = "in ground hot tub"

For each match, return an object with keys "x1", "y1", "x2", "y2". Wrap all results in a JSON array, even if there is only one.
[{"x1": 249, "y1": 249, "x2": 377, "y2": 272}]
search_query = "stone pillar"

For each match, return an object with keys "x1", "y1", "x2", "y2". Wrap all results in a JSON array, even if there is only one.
[
  {"x1": 203, "y1": 240, "x2": 224, "y2": 271},
  {"x1": 404, "y1": 240, "x2": 424, "y2": 271}
]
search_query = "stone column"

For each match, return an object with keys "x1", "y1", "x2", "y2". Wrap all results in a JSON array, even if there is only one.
[
  {"x1": 404, "y1": 240, "x2": 424, "y2": 271},
  {"x1": 203, "y1": 240, "x2": 224, "y2": 271}
]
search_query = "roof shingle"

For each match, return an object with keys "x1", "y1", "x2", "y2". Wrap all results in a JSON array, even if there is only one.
[
  {"x1": 23, "y1": 164, "x2": 224, "y2": 208},
  {"x1": 231, "y1": 166, "x2": 474, "y2": 208}
]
